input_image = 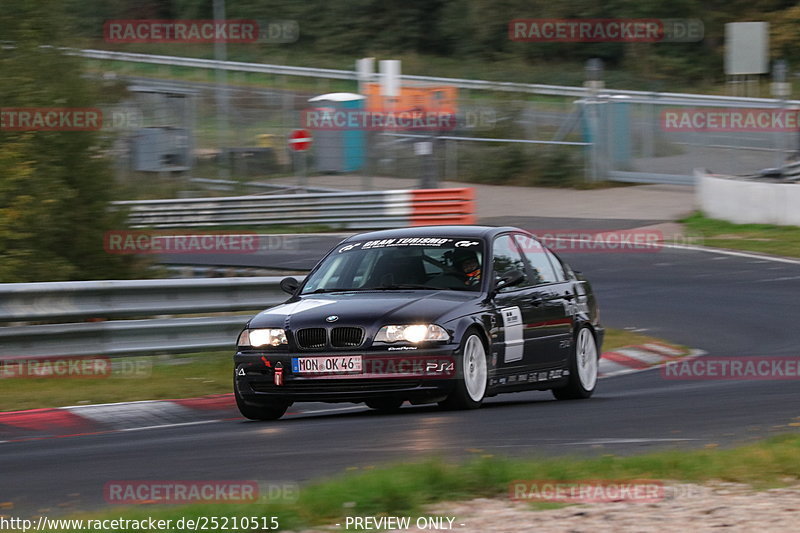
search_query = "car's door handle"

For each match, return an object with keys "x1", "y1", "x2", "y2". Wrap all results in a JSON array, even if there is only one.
[
  {"x1": 563, "y1": 291, "x2": 575, "y2": 301},
  {"x1": 527, "y1": 295, "x2": 544, "y2": 306}
]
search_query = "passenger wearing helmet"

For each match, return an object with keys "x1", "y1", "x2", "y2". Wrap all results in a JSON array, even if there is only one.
[{"x1": 452, "y1": 249, "x2": 481, "y2": 287}]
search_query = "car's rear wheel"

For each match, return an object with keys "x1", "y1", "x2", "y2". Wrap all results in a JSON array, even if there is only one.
[
  {"x1": 365, "y1": 398, "x2": 404, "y2": 412},
  {"x1": 235, "y1": 384, "x2": 290, "y2": 420},
  {"x1": 440, "y1": 331, "x2": 488, "y2": 410},
  {"x1": 552, "y1": 326, "x2": 598, "y2": 400}
]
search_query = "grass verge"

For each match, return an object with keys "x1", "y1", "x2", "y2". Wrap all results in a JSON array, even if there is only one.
[
  {"x1": 32, "y1": 433, "x2": 800, "y2": 532},
  {"x1": 0, "y1": 329, "x2": 680, "y2": 412},
  {"x1": 681, "y1": 212, "x2": 800, "y2": 259},
  {"x1": 0, "y1": 352, "x2": 231, "y2": 412}
]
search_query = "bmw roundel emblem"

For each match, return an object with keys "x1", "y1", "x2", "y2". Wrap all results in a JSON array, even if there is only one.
[{"x1": 326, "y1": 315, "x2": 339, "y2": 322}]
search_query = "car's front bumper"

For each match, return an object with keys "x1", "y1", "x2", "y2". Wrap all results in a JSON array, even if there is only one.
[{"x1": 234, "y1": 347, "x2": 458, "y2": 404}]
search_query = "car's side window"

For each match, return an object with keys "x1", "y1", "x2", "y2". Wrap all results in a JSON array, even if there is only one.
[
  {"x1": 513, "y1": 234, "x2": 558, "y2": 285},
  {"x1": 492, "y1": 234, "x2": 530, "y2": 291},
  {"x1": 544, "y1": 249, "x2": 568, "y2": 282}
]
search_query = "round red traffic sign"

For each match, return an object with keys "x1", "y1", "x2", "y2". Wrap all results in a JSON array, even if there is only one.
[{"x1": 288, "y1": 129, "x2": 312, "y2": 152}]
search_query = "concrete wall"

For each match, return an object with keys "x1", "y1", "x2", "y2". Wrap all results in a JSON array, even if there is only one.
[{"x1": 696, "y1": 170, "x2": 800, "y2": 226}]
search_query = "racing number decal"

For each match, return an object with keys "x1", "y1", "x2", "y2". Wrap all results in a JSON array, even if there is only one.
[{"x1": 501, "y1": 306, "x2": 524, "y2": 363}]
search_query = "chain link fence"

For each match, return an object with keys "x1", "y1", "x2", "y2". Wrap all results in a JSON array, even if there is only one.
[{"x1": 102, "y1": 68, "x2": 800, "y2": 196}]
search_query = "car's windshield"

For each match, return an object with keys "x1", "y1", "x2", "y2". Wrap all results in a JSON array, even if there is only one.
[{"x1": 301, "y1": 237, "x2": 484, "y2": 294}]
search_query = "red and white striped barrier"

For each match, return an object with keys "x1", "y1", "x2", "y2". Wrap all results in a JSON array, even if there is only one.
[{"x1": 116, "y1": 187, "x2": 476, "y2": 229}]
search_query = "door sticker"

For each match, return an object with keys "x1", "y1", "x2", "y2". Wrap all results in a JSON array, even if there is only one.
[{"x1": 501, "y1": 306, "x2": 524, "y2": 363}]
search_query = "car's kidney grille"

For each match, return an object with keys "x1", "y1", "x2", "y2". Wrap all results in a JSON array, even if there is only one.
[
  {"x1": 294, "y1": 327, "x2": 364, "y2": 349},
  {"x1": 331, "y1": 327, "x2": 364, "y2": 347},
  {"x1": 296, "y1": 328, "x2": 326, "y2": 349}
]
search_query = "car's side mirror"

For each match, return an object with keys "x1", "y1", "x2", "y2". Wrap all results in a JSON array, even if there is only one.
[
  {"x1": 279, "y1": 277, "x2": 300, "y2": 295},
  {"x1": 494, "y1": 269, "x2": 525, "y2": 292}
]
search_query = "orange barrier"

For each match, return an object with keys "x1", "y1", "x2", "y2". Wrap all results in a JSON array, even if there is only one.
[{"x1": 409, "y1": 188, "x2": 476, "y2": 226}]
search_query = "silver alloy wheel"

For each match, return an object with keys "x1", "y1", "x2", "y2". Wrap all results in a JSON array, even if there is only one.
[
  {"x1": 463, "y1": 335, "x2": 488, "y2": 402},
  {"x1": 576, "y1": 328, "x2": 598, "y2": 391}
]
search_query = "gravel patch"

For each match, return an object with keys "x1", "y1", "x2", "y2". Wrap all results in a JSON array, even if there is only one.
[{"x1": 298, "y1": 482, "x2": 800, "y2": 533}]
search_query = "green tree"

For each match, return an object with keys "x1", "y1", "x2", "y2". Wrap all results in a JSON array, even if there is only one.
[{"x1": 0, "y1": 0, "x2": 147, "y2": 282}]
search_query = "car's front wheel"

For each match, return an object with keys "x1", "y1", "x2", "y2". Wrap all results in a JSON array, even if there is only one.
[
  {"x1": 235, "y1": 384, "x2": 290, "y2": 420},
  {"x1": 440, "y1": 331, "x2": 488, "y2": 410},
  {"x1": 552, "y1": 326, "x2": 598, "y2": 400}
]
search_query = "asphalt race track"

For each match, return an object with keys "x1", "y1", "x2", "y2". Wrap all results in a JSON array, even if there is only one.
[{"x1": 2, "y1": 234, "x2": 800, "y2": 514}]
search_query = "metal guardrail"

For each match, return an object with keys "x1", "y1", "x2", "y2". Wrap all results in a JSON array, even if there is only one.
[
  {"x1": 0, "y1": 277, "x2": 294, "y2": 322},
  {"x1": 76, "y1": 48, "x2": 800, "y2": 106},
  {"x1": 0, "y1": 316, "x2": 249, "y2": 358},
  {"x1": 0, "y1": 277, "x2": 303, "y2": 359},
  {"x1": 1, "y1": 187, "x2": 474, "y2": 359},
  {"x1": 115, "y1": 188, "x2": 476, "y2": 229}
]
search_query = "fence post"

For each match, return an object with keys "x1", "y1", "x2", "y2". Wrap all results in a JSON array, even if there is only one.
[
  {"x1": 772, "y1": 60, "x2": 791, "y2": 172},
  {"x1": 584, "y1": 59, "x2": 605, "y2": 182}
]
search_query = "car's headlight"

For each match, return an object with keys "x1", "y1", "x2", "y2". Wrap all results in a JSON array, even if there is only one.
[
  {"x1": 374, "y1": 324, "x2": 450, "y2": 343},
  {"x1": 238, "y1": 328, "x2": 287, "y2": 347}
]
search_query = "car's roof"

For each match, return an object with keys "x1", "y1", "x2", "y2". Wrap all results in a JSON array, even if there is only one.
[{"x1": 343, "y1": 225, "x2": 519, "y2": 242}]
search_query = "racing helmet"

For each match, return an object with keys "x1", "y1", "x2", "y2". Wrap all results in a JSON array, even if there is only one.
[{"x1": 452, "y1": 249, "x2": 481, "y2": 282}]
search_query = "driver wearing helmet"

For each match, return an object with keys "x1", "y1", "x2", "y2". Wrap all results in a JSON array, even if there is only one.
[{"x1": 452, "y1": 249, "x2": 481, "y2": 287}]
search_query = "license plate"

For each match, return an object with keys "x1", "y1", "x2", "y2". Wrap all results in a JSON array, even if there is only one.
[{"x1": 291, "y1": 355, "x2": 362, "y2": 374}]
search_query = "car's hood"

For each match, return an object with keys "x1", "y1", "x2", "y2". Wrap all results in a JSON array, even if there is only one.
[{"x1": 248, "y1": 291, "x2": 475, "y2": 330}]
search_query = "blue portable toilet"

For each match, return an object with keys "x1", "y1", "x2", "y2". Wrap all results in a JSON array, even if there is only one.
[
  {"x1": 577, "y1": 96, "x2": 631, "y2": 168},
  {"x1": 307, "y1": 92, "x2": 366, "y2": 173},
  {"x1": 608, "y1": 95, "x2": 632, "y2": 167}
]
